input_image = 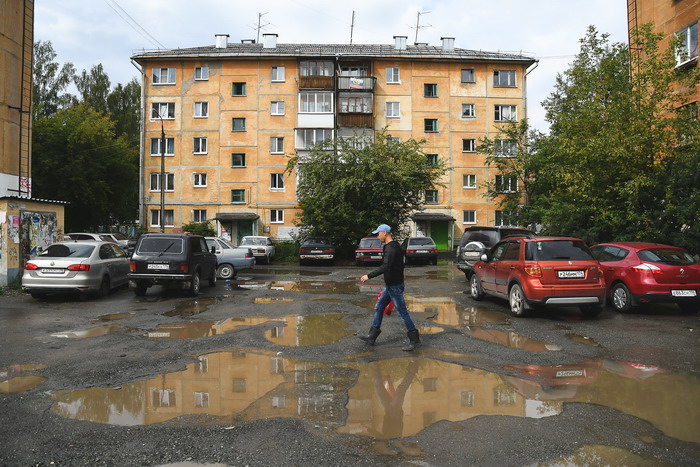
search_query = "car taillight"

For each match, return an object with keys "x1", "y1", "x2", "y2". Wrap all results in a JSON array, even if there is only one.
[
  {"x1": 407, "y1": 249, "x2": 416, "y2": 253},
  {"x1": 180, "y1": 263, "x2": 188, "y2": 273},
  {"x1": 67, "y1": 264, "x2": 90, "y2": 271},
  {"x1": 524, "y1": 264, "x2": 542, "y2": 277},
  {"x1": 257, "y1": 248, "x2": 265, "y2": 253},
  {"x1": 245, "y1": 253, "x2": 253, "y2": 258},
  {"x1": 25, "y1": 263, "x2": 38, "y2": 270},
  {"x1": 429, "y1": 249, "x2": 437, "y2": 254},
  {"x1": 129, "y1": 261, "x2": 136, "y2": 272},
  {"x1": 300, "y1": 249, "x2": 309, "y2": 254},
  {"x1": 632, "y1": 263, "x2": 662, "y2": 275},
  {"x1": 323, "y1": 249, "x2": 333, "y2": 254}
]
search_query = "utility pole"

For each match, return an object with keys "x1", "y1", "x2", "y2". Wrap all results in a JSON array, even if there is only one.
[{"x1": 350, "y1": 10, "x2": 355, "y2": 44}]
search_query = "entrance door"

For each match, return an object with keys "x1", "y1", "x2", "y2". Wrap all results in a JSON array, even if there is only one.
[
  {"x1": 237, "y1": 221, "x2": 254, "y2": 244},
  {"x1": 431, "y1": 221, "x2": 449, "y2": 250}
]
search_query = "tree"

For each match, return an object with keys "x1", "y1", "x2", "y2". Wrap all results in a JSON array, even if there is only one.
[
  {"x1": 75, "y1": 63, "x2": 111, "y2": 114},
  {"x1": 32, "y1": 104, "x2": 138, "y2": 230},
  {"x1": 182, "y1": 220, "x2": 217, "y2": 237},
  {"x1": 285, "y1": 131, "x2": 448, "y2": 256},
  {"x1": 32, "y1": 41, "x2": 75, "y2": 119},
  {"x1": 107, "y1": 78, "x2": 141, "y2": 147},
  {"x1": 527, "y1": 25, "x2": 700, "y2": 245}
]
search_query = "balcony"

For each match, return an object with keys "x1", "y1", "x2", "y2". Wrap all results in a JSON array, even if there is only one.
[
  {"x1": 299, "y1": 76, "x2": 335, "y2": 90},
  {"x1": 337, "y1": 76, "x2": 376, "y2": 91},
  {"x1": 337, "y1": 114, "x2": 373, "y2": 128}
]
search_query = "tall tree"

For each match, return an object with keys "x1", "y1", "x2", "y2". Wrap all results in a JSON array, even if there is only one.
[
  {"x1": 74, "y1": 63, "x2": 111, "y2": 114},
  {"x1": 32, "y1": 40, "x2": 75, "y2": 119},
  {"x1": 286, "y1": 132, "x2": 448, "y2": 256},
  {"x1": 106, "y1": 77, "x2": 141, "y2": 147}
]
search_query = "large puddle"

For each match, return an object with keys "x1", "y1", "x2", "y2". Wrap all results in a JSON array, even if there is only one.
[
  {"x1": 0, "y1": 363, "x2": 48, "y2": 394},
  {"x1": 51, "y1": 353, "x2": 700, "y2": 443}
]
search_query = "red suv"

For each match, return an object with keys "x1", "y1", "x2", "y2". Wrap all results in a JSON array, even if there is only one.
[
  {"x1": 470, "y1": 236, "x2": 606, "y2": 317},
  {"x1": 354, "y1": 237, "x2": 384, "y2": 266},
  {"x1": 590, "y1": 242, "x2": 700, "y2": 314}
]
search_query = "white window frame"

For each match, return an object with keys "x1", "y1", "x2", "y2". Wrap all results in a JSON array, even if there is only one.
[
  {"x1": 150, "y1": 102, "x2": 175, "y2": 120},
  {"x1": 463, "y1": 174, "x2": 476, "y2": 189},
  {"x1": 495, "y1": 174, "x2": 518, "y2": 193},
  {"x1": 270, "y1": 209, "x2": 284, "y2": 224},
  {"x1": 271, "y1": 101, "x2": 285, "y2": 116},
  {"x1": 270, "y1": 173, "x2": 285, "y2": 191},
  {"x1": 150, "y1": 137, "x2": 174, "y2": 156},
  {"x1": 194, "y1": 101, "x2": 208, "y2": 118},
  {"x1": 299, "y1": 92, "x2": 334, "y2": 113},
  {"x1": 152, "y1": 67, "x2": 176, "y2": 85},
  {"x1": 675, "y1": 22, "x2": 699, "y2": 67},
  {"x1": 386, "y1": 67, "x2": 400, "y2": 84},
  {"x1": 149, "y1": 173, "x2": 174, "y2": 192},
  {"x1": 193, "y1": 209, "x2": 207, "y2": 223},
  {"x1": 495, "y1": 139, "x2": 517, "y2": 157},
  {"x1": 194, "y1": 66, "x2": 209, "y2": 81},
  {"x1": 495, "y1": 105, "x2": 517, "y2": 122},
  {"x1": 299, "y1": 61, "x2": 333, "y2": 77},
  {"x1": 295, "y1": 129, "x2": 334, "y2": 150},
  {"x1": 271, "y1": 66, "x2": 285, "y2": 82},
  {"x1": 270, "y1": 137, "x2": 284, "y2": 154},
  {"x1": 385, "y1": 101, "x2": 400, "y2": 118},
  {"x1": 386, "y1": 136, "x2": 400, "y2": 145},
  {"x1": 193, "y1": 137, "x2": 207, "y2": 155},
  {"x1": 463, "y1": 210, "x2": 476, "y2": 225},
  {"x1": 151, "y1": 209, "x2": 174, "y2": 227},
  {"x1": 193, "y1": 173, "x2": 207, "y2": 188},
  {"x1": 426, "y1": 154, "x2": 439, "y2": 165},
  {"x1": 461, "y1": 103, "x2": 476, "y2": 118},
  {"x1": 493, "y1": 70, "x2": 517, "y2": 87},
  {"x1": 462, "y1": 138, "x2": 476, "y2": 153},
  {"x1": 339, "y1": 95, "x2": 372, "y2": 113}
]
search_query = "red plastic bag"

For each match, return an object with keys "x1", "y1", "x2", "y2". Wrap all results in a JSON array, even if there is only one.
[{"x1": 376, "y1": 292, "x2": 394, "y2": 316}]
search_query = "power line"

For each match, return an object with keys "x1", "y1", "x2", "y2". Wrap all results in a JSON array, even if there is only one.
[{"x1": 102, "y1": 0, "x2": 167, "y2": 49}]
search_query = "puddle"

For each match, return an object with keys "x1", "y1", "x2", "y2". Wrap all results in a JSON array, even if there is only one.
[
  {"x1": 417, "y1": 326, "x2": 444, "y2": 335},
  {"x1": 538, "y1": 444, "x2": 663, "y2": 466},
  {"x1": 270, "y1": 280, "x2": 359, "y2": 294},
  {"x1": 50, "y1": 352, "x2": 700, "y2": 443},
  {"x1": 91, "y1": 313, "x2": 135, "y2": 322},
  {"x1": 164, "y1": 297, "x2": 225, "y2": 317},
  {"x1": 51, "y1": 324, "x2": 133, "y2": 339},
  {"x1": 0, "y1": 363, "x2": 48, "y2": 394},
  {"x1": 464, "y1": 327, "x2": 562, "y2": 352},
  {"x1": 253, "y1": 268, "x2": 332, "y2": 276},
  {"x1": 255, "y1": 298, "x2": 294, "y2": 304},
  {"x1": 264, "y1": 314, "x2": 353, "y2": 346},
  {"x1": 312, "y1": 298, "x2": 343, "y2": 303},
  {"x1": 565, "y1": 333, "x2": 601, "y2": 347},
  {"x1": 145, "y1": 317, "x2": 271, "y2": 339}
]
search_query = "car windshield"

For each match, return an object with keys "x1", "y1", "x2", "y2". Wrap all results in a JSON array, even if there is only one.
[
  {"x1": 359, "y1": 238, "x2": 381, "y2": 248},
  {"x1": 241, "y1": 238, "x2": 266, "y2": 246},
  {"x1": 526, "y1": 240, "x2": 593, "y2": 261},
  {"x1": 409, "y1": 238, "x2": 435, "y2": 246},
  {"x1": 638, "y1": 248, "x2": 695, "y2": 266},
  {"x1": 110, "y1": 233, "x2": 127, "y2": 240},
  {"x1": 39, "y1": 244, "x2": 95, "y2": 258},
  {"x1": 137, "y1": 237, "x2": 184, "y2": 254},
  {"x1": 304, "y1": 238, "x2": 331, "y2": 245}
]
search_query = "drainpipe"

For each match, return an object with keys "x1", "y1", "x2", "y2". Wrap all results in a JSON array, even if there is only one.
[
  {"x1": 523, "y1": 59, "x2": 539, "y2": 127},
  {"x1": 131, "y1": 59, "x2": 145, "y2": 231}
]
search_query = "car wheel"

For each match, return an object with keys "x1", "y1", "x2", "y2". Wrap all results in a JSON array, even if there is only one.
[
  {"x1": 611, "y1": 283, "x2": 633, "y2": 313},
  {"x1": 134, "y1": 281, "x2": 148, "y2": 296},
  {"x1": 678, "y1": 302, "x2": 699, "y2": 314},
  {"x1": 470, "y1": 273, "x2": 484, "y2": 301},
  {"x1": 431, "y1": 257, "x2": 438, "y2": 265},
  {"x1": 580, "y1": 304, "x2": 603, "y2": 318},
  {"x1": 509, "y1": 284, "x2": 528, "y2": 317},
  {"x1": 217, "y1": 264, "x2": 235, "y2": 280},
  {"x1": 189, "y1": 271, "x2": 201, "y2": 297},
  {"x1": 208, "y1": 269, "x2": 217, "y2": 287},
  {"x1": 29, "y1": 291, "x2": 45, "y2": 300},
  {"x1": 96, "y1": 276, "x2": 110, "y2": 298}
]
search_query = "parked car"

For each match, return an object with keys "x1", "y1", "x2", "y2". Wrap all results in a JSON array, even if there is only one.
[
  {"x1": 240, "y1": 236, "x2": 275, "y2": 264},
  {"x1": 455, "y1": 226, "x2": 535, "y2": 279},
  {"x1": 299, "y1": 237, "x2": 336, "y2": 265},
  {"x1": 205, "y1": 237, "x2": 255, "y2": 279},
  {"x1": 469, "y1": 236, "x2": 606, "y2": 317},
  {"x1": 22, "y1": 241, "x2": 130, "y2": 299},
  {"x1": 401, "y1": 237, "x2": 438, "y2": 265},
  {"x1": 99, "y1": 232, "x2": 136, "y2": 255},
  {"x1": 355, "y1": 236, "x2": 384, "y2": 266},
  {"x1": 67, "y1": 232, "x2": 106, "y2": 242},
  {"x1": 128, "y1": 233, "x2": 217, "y2": 296},
  {"x1": 590, "y1": 242, "x2": 700, "y2": 313}
]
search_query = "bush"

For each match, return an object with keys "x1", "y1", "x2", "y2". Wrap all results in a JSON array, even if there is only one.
[
  {"x1": 182, "y1": 221, "x2": 216, "y2": 237},
  {"x1": 273, "y1": 240, "x2": 300, "y2": 264}
]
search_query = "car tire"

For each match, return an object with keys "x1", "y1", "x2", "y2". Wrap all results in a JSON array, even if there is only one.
[
  {"x1": 580, "y1": 304, "x2": 603, "y2": 318},
  {"x1": 134, "y1": 281, "x2": 148, "y2": 297},
  {"x1": 611, "y1": 283, "x2": 634, "y2": 313},
  {"x1": 678, "y1": 302, "x2": 699, "y2": 314},
  {"x1": 470, "y1": 273, "x2": 484, "y2": 301},
  {"x1": 189, "y1": 271, "x2": 201, "y2": 297},
  {"x1": 509, "y1": 283, "x2": 528, "y2": 317},
  {"x1": 29, "y1": 291, "x2": 45, "y2": 300},
  {"x1": 208, "y1": 270, "x2": 217, "y2": 287},
  {"x1": 96, "y1": 276, "x2": 110, "y2": 298},
  {"x1": 217, "y1": 264, "x2": 236, "y2": 280}
]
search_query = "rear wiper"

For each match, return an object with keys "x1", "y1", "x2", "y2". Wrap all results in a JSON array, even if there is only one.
[{"x1": 158, "y1": 241, "x2": 175, "y2": 257}]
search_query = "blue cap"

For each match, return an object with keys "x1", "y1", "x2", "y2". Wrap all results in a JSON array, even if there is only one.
[{"x1": 372, "y1": 224, "x2": 391, "y2": 234}]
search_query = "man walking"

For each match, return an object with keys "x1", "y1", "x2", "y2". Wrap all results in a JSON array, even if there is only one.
[{"x1": 359, "y1": 224, "x2": 420, "y2": 351}]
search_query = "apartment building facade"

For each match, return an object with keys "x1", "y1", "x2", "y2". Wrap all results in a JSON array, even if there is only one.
[{"x1": 132, "y1": 34, "x2": 536, "y2": 250}]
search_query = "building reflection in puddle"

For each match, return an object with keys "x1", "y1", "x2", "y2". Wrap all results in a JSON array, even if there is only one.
[
  {"x1": 164, "y1": 297, "x2": 226, "y2": 317},
  {"x1": 90, "y1": 312, "x2": 135, "y2": 323},
  {"x1": 145, "y1": 317, "x2": 270, "y2": 339},
  {"x1": 463, "y1": 327, "x2": 562, "y2": 352},
  {"x1": 264, "y1": 314, "x2": 353, "y2": 347},
  {"x1": 50, "y1": 324, "x2": 135, "y2": 339},
  {"x1": 0, "y1": 364, "x2": 48, "y2": 394},
  {"x1": 539, "y1": 444, "x2": 661, "y2": 466}
]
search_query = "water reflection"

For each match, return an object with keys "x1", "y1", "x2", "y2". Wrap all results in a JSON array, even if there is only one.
[
  {"x1": 464, "y1": 327, "x2": 561, "y2": 351},
  {"x1": 539, "y1": 444, "x2": 662, "y2": 466},
  {"x1": 0, "y1": 363, "x2": 48, "y2": 394},
  {"x1": 90, "y1": 313, "x2": 135, "y2": 322},
  {"x1": 51, "y1": 324, "x2": 133, "y2": 339},
  {"x1": 145, "y1": 317, "x2": 269, "y2": 339},
  {"x1": 264, "y1": 314, "x2": 353, "y2": 347},
  {"x1": 164, "y1": 297, "x2": 225, "y2": 317}
]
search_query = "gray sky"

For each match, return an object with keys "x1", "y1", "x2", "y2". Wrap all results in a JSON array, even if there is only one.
[{"x1": 35, "y1": 0, "x2": 630, "y2": 133}]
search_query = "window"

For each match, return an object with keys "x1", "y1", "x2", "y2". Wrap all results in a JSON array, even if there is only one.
[
  {"x1": 426, "y1": 154, "x2": 439, "y2": 165},
  {"x1": 270, "y1": 209, "x2": 284, "y2": 224},
  {"x1": 461, "y1": 68, "x2": 475, "y2": 83},
  {"x1": 299, "y1": 92, "x2": 333, "y2": 113},
  {"x1": 425, "y1": 190, "x2": 438, "y2": 204},
  {"x1": 232, "y1": 153, "x2": 246, "y2": 167},
  {"x1": 232, "y1": 378, "x2": 246, "y2": 393},
  {"x1": 231, "y1": 189, "x2": 246, "y2": 204},
  {"x1": 385, "y1": 101, "x2": 400, "y2": 118},
  {"x1": 150, "y1": 209, "x2": 174, "y2": 227},
  {"x1": 151, "y1": 388, "x2": 176, "y2": 407},
  {"x1": 675, "y1": 22, "x2": 698, "y2": 67},
  {"x1": 339, "y1": 95, "x2": 372, "y2": 113},
  {"x1": 194, "y1": 392, "x2": 210, "y2": 408},
  {"x1": 194, "y1": 66, "x2": 209, "y2": 80},
  {"x1": 463, "y1": 210, "x2": 476, "y2": 224},
  {"x1": 151, "y1": 102, "x2": 174, "y2": 120},
  {"x1": 270, "y1": 137, "x2": 284, "y2": 154},
  {"x1": 462, "y1": 138, "x2": 476, "y2": 153},
  {"x1": 423, "y1": 378, "x2": 438, "y2": 392},
  {"x1": 271, "y1": 65, "x2": 285, "y2": 82},
  {"x1": 193, "y1": 209, "x2": 207, "y2": 223},
  {"x1": 493, "y1": 70, "x2": 516, "y2": 87},
  {"x1": 495, "y1": 105, "x2": 517, "y2": 122},
  {"x1": 193, "y1": 173, "x2": 207, "y2": 187},
  {"x1": 150, "y1": 137, "x2": 174, "y2": 156},
  {"x1": 149, "y1": 173, "x2": 174, "y2": 192},
  {"x1": 463, "y1": 174, "x2": 476, "y2": 189},
  {"x1": 232, "y1": 82, "x2": 246, "y2": 96},
  {"x1": 271, "y1": 101, "x2": 285, "y2": 115},
  {"x1": 386, "y1": 136, "x2": 400, "y2": 145},
  {"x1": 296, "y1": 129, "x2": 333, "y2": 149},
  {"x1": 424, "y1": 119, "x2": 438, "y2": 132},
  {"x1": 299, "y1": 60, "x2": 333, "y2": 76},
  {"x1": 194, "y1": 101, "x2": 208, "y2": 118},
  {"x1": 424, "y1": 83, "x2": 438, "y2": 97},
  {"x1": 152, "y1": 67, "x2": 176, "y2": 84},
  {"x1": 193, "y1": 137, "x2": 207, "y2": 154},
  {"x1": 495, "y1": 174, "x2": 518, "y2": 193},
  {"x1": 386, "y1": 67, "x2": 400, "y2": 83},
  {"x1": 495, "y1": 139, "x2": 517, "y2": 157},
  {"x1": 460, "y1": 390, "x2": 475, "y2": 407},
  {"x1": 495, "y1": 210, "x2": 517, "y2": 226},
  {"x1": 270, "y1": 173, "x2": 284, "y2": 190},
  {"x1": 461, "y1": 104, "x2": 475, "y2": 118},
  {"x1": 232, "y1": 118, "x2": 246, "y2": 131}
]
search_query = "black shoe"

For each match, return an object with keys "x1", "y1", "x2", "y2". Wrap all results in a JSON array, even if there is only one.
[
  {"x1": 359, "y1": 326, "x2": 381, "y2": 345},
  {"x1": 402, "y1": 329, "x2": 421, "y2": 351}
]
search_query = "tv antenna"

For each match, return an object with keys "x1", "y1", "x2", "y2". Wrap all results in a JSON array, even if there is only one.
[
  {"x1": 410, "y1": 10, "x2": 432, "y2": 44},
  {"x1": 248, "y1": 12, "x2": 271, "y2": 43},
  {"x1": 350, "y1": 10, "x2": 356, "y2": 44}
]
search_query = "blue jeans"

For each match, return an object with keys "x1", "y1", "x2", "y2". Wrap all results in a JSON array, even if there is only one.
[{"x1": 372, "y1": 284, "x2": 416, "y2": 332}]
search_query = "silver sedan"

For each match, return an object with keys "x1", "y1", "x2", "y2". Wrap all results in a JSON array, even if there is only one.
[{"x1": 22, "y1": 241, "x2": 130, "y2": 299}]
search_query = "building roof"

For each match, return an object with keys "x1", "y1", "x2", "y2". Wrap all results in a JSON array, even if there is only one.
[
  {"x1": 132, "y1": 42, "x2": 536, "y2": 65},
  {"x1": 0, "y1": 196, "x2": 69, "y2": 205}
]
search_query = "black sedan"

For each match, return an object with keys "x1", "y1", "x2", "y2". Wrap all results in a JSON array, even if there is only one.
[{"x1": 299, "y1": 237, "x2": 335, "y2": 265}]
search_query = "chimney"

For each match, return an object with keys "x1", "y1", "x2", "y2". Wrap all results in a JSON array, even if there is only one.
[
  {"x1": 263, "y1": 33, "x2": 278, "y2": 49},
  {"x1": 441, "y1": 37, "x2": 455, "y2": 51},
  {"x1": 215, "y1": 34, "x2": 229, "y2": 49},
  {"x1": 393, "y1": 36, "x2": 407, "y2": 50}
]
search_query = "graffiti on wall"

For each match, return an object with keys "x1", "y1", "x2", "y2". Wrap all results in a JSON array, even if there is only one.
[
  {"x1": 8, "y1": 216, "x2": 20, "y2": 243},
  {"x1": 20, "y1": 211, "x2": 58, "y2": 258}
]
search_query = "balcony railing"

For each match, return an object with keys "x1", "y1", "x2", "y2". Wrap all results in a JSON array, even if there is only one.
[
  {"x1": 337, "y1": 113, "x2": 373, "y2": 128},
  {"x1": 337, "y1": 76, "x2": 376, "y2": 91},
  {"x1": 299, "y1": 76, "x2": 335, "y2": 90}
]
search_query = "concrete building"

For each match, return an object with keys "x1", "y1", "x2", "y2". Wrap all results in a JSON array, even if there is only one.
[{"x1": 132, "y1": 34, "x2": 536, "y2": 250}]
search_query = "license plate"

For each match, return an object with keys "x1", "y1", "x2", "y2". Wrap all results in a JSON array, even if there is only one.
[
  {"x1": 555, "y1": 369, "x2": 584, "y2": 378},
  {"x1": 147, "y1": 264, "x2": 169, "y2": 270},
  {"x1": 416, "y1": 250, "x2": 427, "y2": 253},
  {"x1": 558, "y1": 270, "x2": 584, "y2": 279},
  {"x1": 311, "y1": 250, "x2": 322, "y2": 253},
  {"x1": 41, "y1": 268, "x2": 64, "y2": 274},
  {"x1": 370, "y1": 255, "x2": 382, "y2": 259},
  {"x1": 671, "y1": 289, "x2": 697, "y2": 297}
]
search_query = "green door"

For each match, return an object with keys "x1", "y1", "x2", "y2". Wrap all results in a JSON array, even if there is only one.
[
  {"x1": 237, "y1": 221, "x2": 254, "y2": 244},
  {"x1": 431, "y1": 221, "x2": 449, "y2": 250}
]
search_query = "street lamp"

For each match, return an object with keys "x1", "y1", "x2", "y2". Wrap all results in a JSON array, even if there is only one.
[{"x1": 152, "y1": 106, "x2": 166, "y2": 233}]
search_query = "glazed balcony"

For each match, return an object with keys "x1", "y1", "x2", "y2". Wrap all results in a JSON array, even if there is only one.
[{"x1": 337, "y1": 76, "x2": 376, "y2": 91}]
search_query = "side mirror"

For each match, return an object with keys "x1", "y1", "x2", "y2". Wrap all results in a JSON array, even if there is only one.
[
  {"x1": 210, "y1": 246, "x2": 216, "y2": 254},
  {"x1": 480, "y1": 253, "x2": 488, "y2": 262}
]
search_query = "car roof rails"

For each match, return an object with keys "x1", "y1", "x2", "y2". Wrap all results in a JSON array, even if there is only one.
[{"x1": 502, "y1": 233, "x2": 536, "y2": 239}]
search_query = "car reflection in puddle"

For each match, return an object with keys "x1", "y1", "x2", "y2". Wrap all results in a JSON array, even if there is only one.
[
  {"x1": 464, "y1": 327, "x2": 562, "y2": 351},
  {"x1": 0, "y1": 364, "x2": 48, "y2": 394},
  {"x1": 90, "y1": 312, "x2": 135, "y2": 323},
  {"x1": 163, "y1": 296, "x2": 227, "y2": 317}
]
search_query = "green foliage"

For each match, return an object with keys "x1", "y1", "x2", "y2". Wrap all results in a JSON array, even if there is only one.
[
  {"x1": 32, "y1": 41, "x2": 76, "y2": 119},
  {"x1": 273, "y1": 240, "x2": 302, "y2": 263},
  {"x1": 107, "y1": 78, "x2": 141, "y2": 147},
  {"x1": 182, "y1": 221, "x2": 217, "y2": 237},
  {"x1": 75, "y1": 64, "x2": 111, "y2": 114},
  {"x1": 286, "y1": 130, "x2": 448, "y2": 256}
]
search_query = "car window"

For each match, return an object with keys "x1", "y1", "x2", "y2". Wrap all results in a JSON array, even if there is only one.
[
  {"x1": 110, "y1": 244, "x2": 127, "y2": 257},
  {"x1": 70, "y1": 234, "x2": 91, "y2": 241},
  {"x1": 137, "y1": 237, "x2": 184, "y2": 254},
  {"x1": 359, "y1": 238, "x2": 381, "y2": 248},
  {"x1": 218, "y1": 239, "x2": 231, "y2": 249},
  {"x1": 490, "y1": 243, "x2": 508, "y2": 261},
  {"x1": 526, "y1": 240, "x2": 593, "y2": 261},
  {"x1": 502, "y1": 242, "x2": 520, "y2": 261},
  {"x1": 638, "y1": 248, "x2": 695, "y2": 266},
  {"x1": 99, "y1": 244, "x2": 115, "y2": 259},
  {"x1": 591, "y1": 245, "x2": 627, "y2": 262},
  {"x1": 190, "y1": 237, "x2": 203, "y2": 253},
  {"x1": 410, "y1": 237, "x2": 435, "y2": 246},
  {"x1": 205, "y1": 239, "x2": 217, "y2": 250},
  {"x1": 40, "y1": 244, "x2": 95, "y2": 258},
  {"x1": 99, "y1": 235, "x2": 113, "y2": 242},
  {"x1": 242, "y1": 238, "x2": 265, "y2": 246},
  {"x1": 111, "y1": 233, "x2": 127, "y2": 240},
  {"x1": 199, "y1": 238, "x2": 208, "y2": 253}
]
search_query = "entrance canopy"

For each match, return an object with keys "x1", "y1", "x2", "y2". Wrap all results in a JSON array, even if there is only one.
[
  {"x1": 411, "y1": 212, "x2": 455, "y2": 221},
  {"x1": 215, "y1": 212, "x2": 260, "y2": 221}
]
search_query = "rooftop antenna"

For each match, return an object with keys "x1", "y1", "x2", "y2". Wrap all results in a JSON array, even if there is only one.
[
  {"x1": 248, "y1": 12, "x2": 271, "y2": 43},
  {"x1": 410, "y1": 10, "x2": 432, "y2": 44},
  {"x1": 350, "y1": 10, "x2": 355, "y2": 44}
]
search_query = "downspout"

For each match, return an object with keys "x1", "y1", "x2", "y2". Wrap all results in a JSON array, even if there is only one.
[
  {"x1": 131, "y1": 59, "x2": 145, "y2": 231},
  {"x1": 523, "y1": 59, "x2": 539, "y2": 128}
]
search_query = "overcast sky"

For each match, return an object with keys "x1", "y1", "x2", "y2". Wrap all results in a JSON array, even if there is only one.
[{"x1": 35, "y1": 0, "x2": 630, "y2": 133}]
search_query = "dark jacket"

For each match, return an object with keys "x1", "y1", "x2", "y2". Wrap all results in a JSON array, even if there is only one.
[{"x1": 367, "y1": 240, "x2": 404, "y2": 286}]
